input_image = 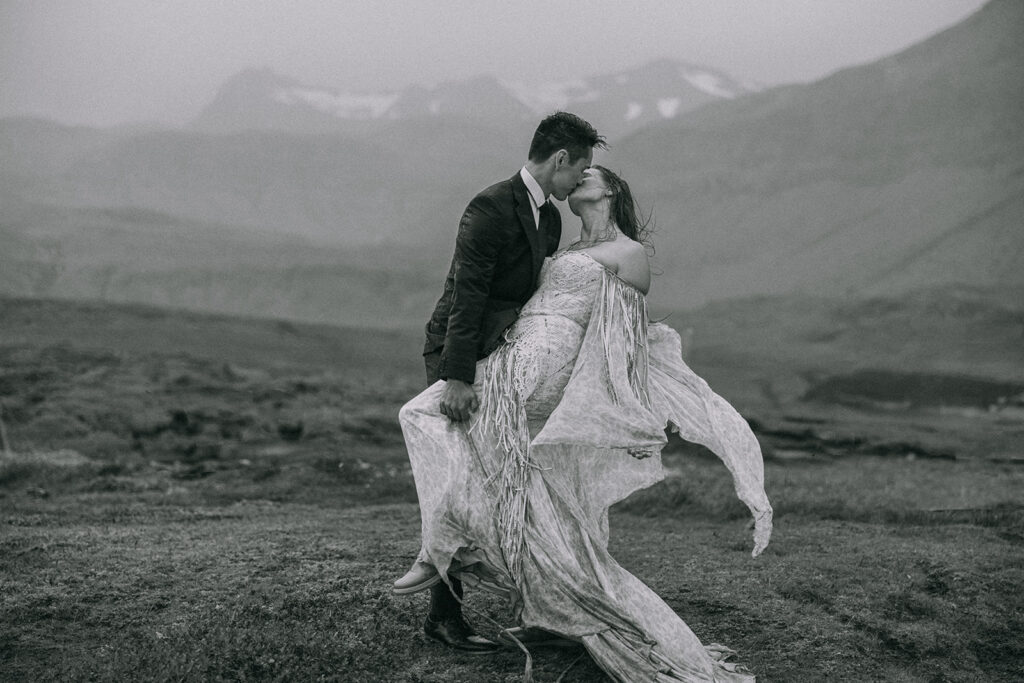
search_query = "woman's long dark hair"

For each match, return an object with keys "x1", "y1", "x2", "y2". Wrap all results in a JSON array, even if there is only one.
[{"x1": 592, "y1": 165, "x2": 653, "y2": 249}]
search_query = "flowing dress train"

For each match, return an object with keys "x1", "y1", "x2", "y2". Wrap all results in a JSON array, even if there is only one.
[{"x1": 399, "y1": 250, "x2": 773, "y2": 682}]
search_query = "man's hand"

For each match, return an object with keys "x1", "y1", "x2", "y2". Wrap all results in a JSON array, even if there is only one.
[{"x1": 439, "y1": 379, "x2": 479, "y2": 422}]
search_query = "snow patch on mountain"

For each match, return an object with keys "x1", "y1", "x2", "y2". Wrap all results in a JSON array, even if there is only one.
[
  {"x1": 273, "y1": 88, "x2": 397, "y2": 119},
  {"x1": 502, "y1": 79, "x2": 600, "y2": 113},
  {"x1": 681, "y1": 70, "x2": 738, "y2": 99},
  {"x1": 657, "y1": 97, "x2": 682, "y2": 118}
]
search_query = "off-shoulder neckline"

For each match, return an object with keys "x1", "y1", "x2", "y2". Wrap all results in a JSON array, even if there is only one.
[{"x1": 555, "y1": 249, "x2": 648, "y2": 296}]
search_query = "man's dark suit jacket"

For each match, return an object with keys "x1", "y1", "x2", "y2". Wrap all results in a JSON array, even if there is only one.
[{"x1": 424, "y1": 171, "x2": 561, "y2": 384}]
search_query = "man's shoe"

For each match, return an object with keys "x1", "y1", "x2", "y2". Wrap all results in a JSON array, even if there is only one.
[
  {"x1": 424, "y1": 615, "x2": 499, "y2": 654},
  {"x1": 499, "y1": 626, "x2": 579, "y2": 649},
  {"x1": 393, "y1": 561, "x2": 441, "y2": 594}
]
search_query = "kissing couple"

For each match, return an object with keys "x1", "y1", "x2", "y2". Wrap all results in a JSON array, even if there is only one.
[{"x1": 393, "y1": 112, "x2": 772, "y2": 681}]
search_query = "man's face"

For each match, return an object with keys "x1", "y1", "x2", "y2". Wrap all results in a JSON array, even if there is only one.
[{"x1": 550, "y1": 148, "x2": 593, "y2": 201}]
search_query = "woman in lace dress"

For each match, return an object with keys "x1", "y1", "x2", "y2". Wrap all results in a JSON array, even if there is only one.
[{"x1": 398, "y1": 166, "x2": 773, "y2": 682}]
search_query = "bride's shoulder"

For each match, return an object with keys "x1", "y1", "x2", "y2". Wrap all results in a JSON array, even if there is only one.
[
  {"x1": 620, "y1": 237, "x2": 648, "y2": 258},
  {"x1": 613, "y1": 237, "x2": 648, "y2": 267},
  {"x1": 612, "y1": 240, "x2": 650, "y2": 294}
]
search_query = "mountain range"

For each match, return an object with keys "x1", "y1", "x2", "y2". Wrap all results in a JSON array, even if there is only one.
[
  {"x1": 1, "y1": 0, "x2": 1021, "y2": 327},
  {"x1": 190, "y1": 59, "x2": 756, "y2": 140}
]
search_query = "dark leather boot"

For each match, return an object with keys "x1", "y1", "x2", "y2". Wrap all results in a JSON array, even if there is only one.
[{"x1": 423, "y1": 614, "x2": 499, "y2": 654}]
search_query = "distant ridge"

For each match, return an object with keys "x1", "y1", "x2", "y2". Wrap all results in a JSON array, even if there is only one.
[{"x1": 189, "y1": 58, "x2": 757, "y2": 139}]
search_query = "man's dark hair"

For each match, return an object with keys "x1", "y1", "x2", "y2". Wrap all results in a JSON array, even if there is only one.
[{"x1": 528, "y1": 112, "x2": 606, "y2": 163}]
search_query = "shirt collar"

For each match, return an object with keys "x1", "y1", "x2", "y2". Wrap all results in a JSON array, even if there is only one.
[{"x1": 519, "y1": 167, "x2": 547, "y2": 208}]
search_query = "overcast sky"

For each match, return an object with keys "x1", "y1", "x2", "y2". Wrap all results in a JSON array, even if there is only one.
[{"x1": 0, "y1": 0, "x2": 988, "y2": 128}]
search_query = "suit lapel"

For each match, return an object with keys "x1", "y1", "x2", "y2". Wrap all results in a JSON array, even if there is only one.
[{"x1": 510, "y1": 173, "x2": 544, "y2": 283}]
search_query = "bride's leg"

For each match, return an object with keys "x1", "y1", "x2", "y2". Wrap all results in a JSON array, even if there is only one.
[
  {"x1": 398, "y1": 382, "x2": 469, "y2": 617},
  {"x1": 398, "y1": 382, "x2": 451, "y2": 558}
]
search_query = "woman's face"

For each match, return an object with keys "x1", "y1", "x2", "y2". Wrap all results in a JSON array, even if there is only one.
[{"x1": 567, "y1": 168, "x2": 610, "y2": 215}]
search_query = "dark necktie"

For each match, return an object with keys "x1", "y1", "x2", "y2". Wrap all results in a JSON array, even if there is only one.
[
  {"x1": 536, "y1": 200, "x2": 552, "y2": 235},
  {"x1": 537, "y1": 200, "x2": 554, "y2": 250}
]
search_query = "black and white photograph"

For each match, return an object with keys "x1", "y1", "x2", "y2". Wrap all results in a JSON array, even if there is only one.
[{"x1": 1, "y1": 1, "x2": 1022, "y2": 680}]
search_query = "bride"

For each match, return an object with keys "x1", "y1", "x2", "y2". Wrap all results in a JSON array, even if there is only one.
[{"x1": 396, "y1": 165, "x2": 773, "y2": 681}]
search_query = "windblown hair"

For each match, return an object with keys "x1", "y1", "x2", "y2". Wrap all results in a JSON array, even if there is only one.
[
  {"x1": 592, "y1": 165, "x2": 653, "y2": 247},
  {"x1": 528, "y1": 112, "x2": 607, "y2": 163}
]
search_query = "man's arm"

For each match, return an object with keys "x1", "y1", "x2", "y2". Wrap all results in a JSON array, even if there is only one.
[{"x1": 438, "y1": 194, "x2": 506, "y2": 420}]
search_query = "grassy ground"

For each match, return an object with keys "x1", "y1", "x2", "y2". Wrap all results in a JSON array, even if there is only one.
[
  {"x1": 2, "y1": 296, "x2": 1023, "y2": 681},
  {"x1": 3, "y1": 453, "x2": 1022, "y2": 682}
]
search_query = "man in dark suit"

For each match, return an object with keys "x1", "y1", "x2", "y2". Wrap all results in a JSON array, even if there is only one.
[{"x1": 393, "y1": 112, "x2": 605, "y2": 653}]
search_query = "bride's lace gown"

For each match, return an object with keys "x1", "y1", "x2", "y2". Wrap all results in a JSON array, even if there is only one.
[{"x1": 400, "y1": 250, "x2": 773, "y2": 682}]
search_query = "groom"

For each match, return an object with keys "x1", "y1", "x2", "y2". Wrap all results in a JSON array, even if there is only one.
[{"x1": 394, "y1": 112, "x2": 606, "y2": 653}]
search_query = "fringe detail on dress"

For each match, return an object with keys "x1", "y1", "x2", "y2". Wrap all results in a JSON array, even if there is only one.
[
  {"x1": 477, "y1": 340, "x2": 532, "y2": 582},
  {"x1": 477, "y1": 271, "x2": 653, "y2": 583},
  {"x1": 598, "y1": 271, "x2": 651, "y2": 409}
]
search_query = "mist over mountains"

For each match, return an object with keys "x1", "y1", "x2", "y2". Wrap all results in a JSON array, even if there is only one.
[{"x1": 1, "y1": 0, "x2": 1021, "y2": 327}]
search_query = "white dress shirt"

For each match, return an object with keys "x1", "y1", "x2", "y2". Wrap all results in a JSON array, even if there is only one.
[{"x1": 519, "y1": 167, "x2": 547, "y2": 229}]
